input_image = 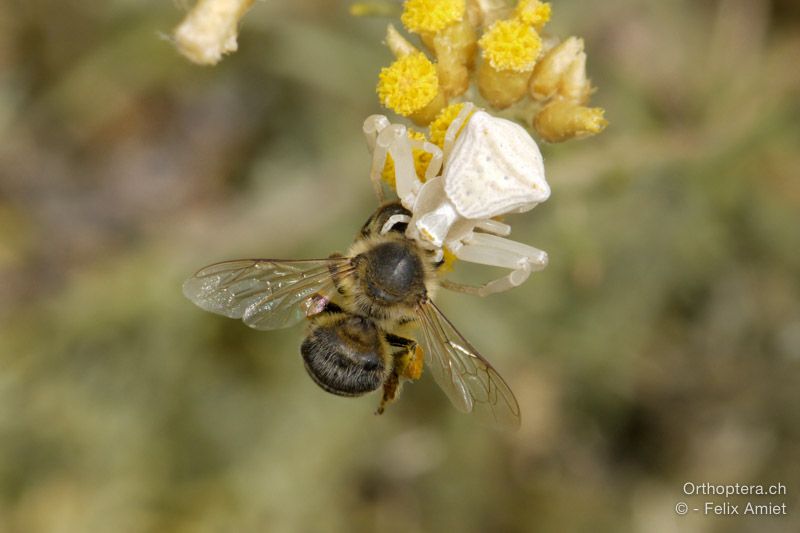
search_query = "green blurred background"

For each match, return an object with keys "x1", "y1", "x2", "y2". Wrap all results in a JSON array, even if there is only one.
[{"x1": 1, "y1": 1, "x2": 799, "y2": 531}]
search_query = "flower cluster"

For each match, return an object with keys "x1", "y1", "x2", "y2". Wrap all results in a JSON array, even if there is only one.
[{"x1": 372, "y1": 0, "x2": 607, "y2": 143}]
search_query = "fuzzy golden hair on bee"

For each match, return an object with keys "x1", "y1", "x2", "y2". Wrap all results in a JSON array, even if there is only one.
[{"x1": 345, "y1": 231, "x2": 436, "y2": 325}]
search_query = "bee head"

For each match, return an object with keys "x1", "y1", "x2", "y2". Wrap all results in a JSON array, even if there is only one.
[{"x1": 360, "y1": 201, "x2": 411, "y2": 237}]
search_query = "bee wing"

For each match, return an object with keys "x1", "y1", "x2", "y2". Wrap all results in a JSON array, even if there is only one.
[
  {"x1": 182, "y1": 258, "x2": 351, "y2": 330},
  {"x1": 416, "y1": 301, "x2": 521, "y2": 429}
]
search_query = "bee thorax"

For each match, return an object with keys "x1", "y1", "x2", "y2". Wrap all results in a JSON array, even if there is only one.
[{"x1": 362, "y1": 241, "x2": 426, "y2": 305}]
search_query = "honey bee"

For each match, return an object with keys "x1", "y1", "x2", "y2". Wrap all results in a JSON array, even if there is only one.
[{"x1": 183, "y1": 202, "x2": 520, "y2": 428}]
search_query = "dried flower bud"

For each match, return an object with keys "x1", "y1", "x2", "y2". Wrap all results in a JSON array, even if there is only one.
[
  {"x1": 432, "y1": 20, "x2": 478, "y2": 97},
  {"x1": 529, "y1": 36, "x2": 583, "y2": 101},
  {"x1": 477, "y1": 64, "x2": 531, "y2": 109},
  {"x1": 471, "y1": 0, "x2": 512, "y2": 27},
  {"x1": 533, "y1": 99, "x2": 607, "y2": 143},
  {"x1": 173, "y1": 0, "x2": 254, "y2": 65},
  {"x1": 465, "y1": 0, "x2": 484, "y2": 28},
  {"x1": 386, "y1": 24, "x2": 419, "y2": 58},
  {"x1": 514, "y1": 0, "x2": 551, "y2": 30},
  {"x1": 558, "y1": 48, "x2": 591, "y2": 104}
]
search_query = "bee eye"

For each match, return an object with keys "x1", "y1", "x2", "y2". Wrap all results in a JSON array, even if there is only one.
[{"x1": 301, "y1": 316, "x2": 387, "y2": 397}]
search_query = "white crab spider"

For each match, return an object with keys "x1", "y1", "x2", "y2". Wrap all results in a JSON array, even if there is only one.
[{"x1": 363, "y1": 103, "x2": 551, "y2": 297}]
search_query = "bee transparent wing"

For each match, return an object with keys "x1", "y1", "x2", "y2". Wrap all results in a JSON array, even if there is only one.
[
  {"x1": 182, "y1": 258, "x2": 351, "y2": 330},
  {"x1": 416, "y1": 301, "x2": 521, "y2": 429}
]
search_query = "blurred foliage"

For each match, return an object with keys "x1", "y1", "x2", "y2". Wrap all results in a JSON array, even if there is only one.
[{"x1": 1, "y1": 0, "x2": 799, "y2": 532}]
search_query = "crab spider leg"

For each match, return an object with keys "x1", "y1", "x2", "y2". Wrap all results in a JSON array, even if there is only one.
[
  {"x1": 407, "y1": 137, "x2": 444, "y2": 182},
  {"x1": 474, "y1": 219, "x2": 511, "y2": 237},
  {"x1": 363, "y1": 115, "x2": 392, "y2": 201},
  {"x1": 373, "y1": 126, "x2": 424, "y2": 209},
  {"x1": 363, "y1": 115, "x2": 390, "y2": 152},
  {"x1": 369, "y1": 124, "x2": 419, "y2": 204},
  {"x1": 381, "y1": 214, "x2": 412, "y2": 235},
  {"x1": 443, "y1": 233, "x2": 548, "y2": 296},
  {"x1": 442, "y1": 102, "x2": 475, "y2": 163},
  {"x1": 457, "y1": 232, "x2": 548, "y2": 274}
]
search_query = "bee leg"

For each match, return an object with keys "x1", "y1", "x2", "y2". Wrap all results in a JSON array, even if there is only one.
[
  {"x1": 385, "y1": 333, "x2": 423, "y2": 376},
  {"x1": 376, "y1": 370, "x2": 400, "y2": 416},
  {"x1": 375, "y1": 334, "x2": 424, "y2": 415}
]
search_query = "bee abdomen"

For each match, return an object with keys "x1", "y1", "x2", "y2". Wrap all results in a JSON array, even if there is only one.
[{"x1": 301, "y1": 315, "x2": 388, "y2": 397}]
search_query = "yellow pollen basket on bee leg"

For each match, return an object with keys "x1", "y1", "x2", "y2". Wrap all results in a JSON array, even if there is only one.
[{"x1": 399, "y1": 344, "x2": 425, "y2": 381}]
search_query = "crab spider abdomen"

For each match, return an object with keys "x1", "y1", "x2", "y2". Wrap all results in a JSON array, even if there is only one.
[{"x1": 442, "y1": 111, "x2": 550, "y2": 220}]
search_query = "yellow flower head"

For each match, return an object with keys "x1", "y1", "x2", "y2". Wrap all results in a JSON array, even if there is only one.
[
  {"x1": 428, "y1": 102, "x2": 474, "y2": 147},
  {"x1": 381, "y1": 130, "x2": 434, "y2": 187},
  {"x1": 514, "y1": 0, "x2": 551, "y2": 30},
  {"x1": 401, "y1": 0, "x2": 465, "y2": 34},
  {"x1": 479, "y1": 19, "x2": 542, "y2": 72},
  {"x1": 377, "y1": 52, "x2": 440, "y2": 116}
]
